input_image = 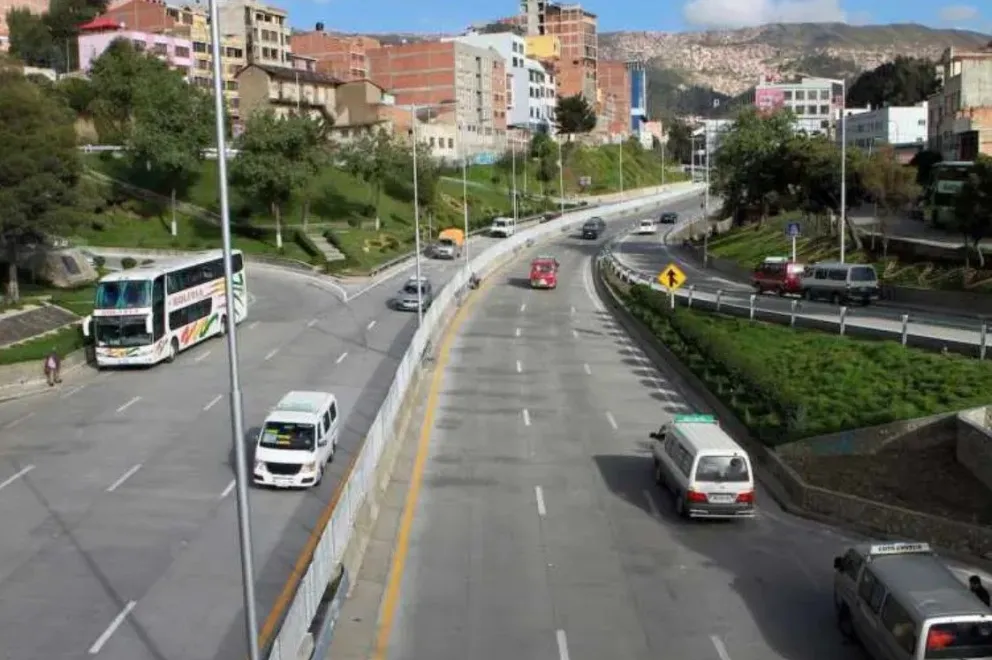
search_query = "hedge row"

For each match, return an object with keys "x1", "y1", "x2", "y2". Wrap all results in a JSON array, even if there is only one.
[{"x1": 623, "y1": 283, "x2": 992, "y2": 444}]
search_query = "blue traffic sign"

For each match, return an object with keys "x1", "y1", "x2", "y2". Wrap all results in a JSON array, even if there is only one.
[{"x1": 785, "y1": 222, "x2": 801, "y2": 238}]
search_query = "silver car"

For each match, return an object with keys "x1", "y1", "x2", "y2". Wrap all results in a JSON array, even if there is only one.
[{"x1": 394, "y1": 277, "x2": 433, "y2": 312}]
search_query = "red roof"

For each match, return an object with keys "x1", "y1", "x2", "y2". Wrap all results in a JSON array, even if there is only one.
[{"x1": 79, "y1": 16, "x2": 124, "y2": 32}]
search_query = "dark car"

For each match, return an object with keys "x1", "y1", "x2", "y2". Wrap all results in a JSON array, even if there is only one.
[
  {"x1": 660, "y1": 212, "x2": 679, "y2": 224},
  {"x1": 393, "y1": 276, "x2": 433, "y2": 312},
  {"x1": 581, "y1": 217, "x2": 606, "y2": 239}
]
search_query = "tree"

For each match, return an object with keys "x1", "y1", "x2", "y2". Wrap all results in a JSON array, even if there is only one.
[
  {"x1": 230, "y1": 111, "x2": 324, "y2": 250},
  {"x1": 847, "y1": 56, "x2": 941, "y2": 109},
  {"x1": 0, "y1": 70, "x2": 81, "y2": 301},
  {"x1": 953, "y1": 155, "x2": 992, "y2": 268},
  {"x1": 340, "y1": 130, "x2": 396, "y2": 229},
  {"x1": 6, "y1": 8, "x2": 58, "y2": 69},
  {"x1": 861, "y1": 146, "x2": 920, "y2": 256},
  {"x1": 530, "y1": 132, "x2": 557, "y2": 196},
  {"x1": 44, "y1": 0, "x2": 108, "y2": 72},
  {"x1": 56, "y1": 76, "x2": 96, "y2": 116},
  {"x1": 127, "y1": 67, "x2": 215, "y2": 236},
  {"x1": 664, "y1": 118, "x2": 693, "y2": 165},
  {"x1": 554, "y1": 94, "x2": 596, "y2": 136},
  {"x1": 910, "y1": 149, "x2": 943, "y2": 187},
  {"x1": 88, "y1": 39, "x2": 168, "y2": 143}
]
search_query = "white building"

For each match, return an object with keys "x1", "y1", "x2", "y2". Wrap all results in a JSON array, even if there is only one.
[
  {"x1": 840, "y1": 102, "x2": 928, "y2": 151},
  {"x1": 453, "y1": 31, "x2": 556, "y2": 134}
]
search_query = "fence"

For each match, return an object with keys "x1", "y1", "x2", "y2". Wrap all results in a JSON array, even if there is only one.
[{"x1": 263, "y1": 182, "x2": 705, "y2": 659}]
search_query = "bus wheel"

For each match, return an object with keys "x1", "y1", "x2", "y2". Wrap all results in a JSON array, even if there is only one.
[
  {"x1": 220, "y1": 315, "x2": 228, "y2": 335},
  {"x1": 167, "y1": 338, "x2": 179, "y2": 363}
]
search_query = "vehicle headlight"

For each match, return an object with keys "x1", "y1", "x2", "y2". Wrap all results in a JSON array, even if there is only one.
[
  {"x1": 303, "y1": 462, "x2": 317, "y2": 472},
  {"x1": 254, "y1": 461, "x2": 265, "y2": 473}
]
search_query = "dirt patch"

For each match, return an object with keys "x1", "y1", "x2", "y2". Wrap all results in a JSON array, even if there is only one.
[{"x1": 785, "y1": 442, "x2": 992, "y2": 527}]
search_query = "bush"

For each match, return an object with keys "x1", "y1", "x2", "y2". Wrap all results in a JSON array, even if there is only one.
[
  {"x1": 625, "y1": 283, "x2": 992, "y2": 443},
  {"x1": 121, "y1": 257, "x2": 137, "y2": 269},
  {"x1": 92, "y1": 256, "x2": 106, "y2": 268}
]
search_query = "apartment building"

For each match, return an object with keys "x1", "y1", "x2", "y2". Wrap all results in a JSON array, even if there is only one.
[
  {"x1": 927, "y1": 46, "x2": 992, "y2": 160},
  {"x1": 290, "y1": 24, "x2": 379, "y2": 80},
  {"x1": 598, "y1": 60, "x2": 630, "y2": 138},
  {"x1": 840, "y1": 102, "x2": 928, "y2": 152},
  {"x1": 518, "y1": 0, "x2": 596, "y2": 103},
  {"x1": 746, "y1": 73, "x2": 843, "y2": 135},
  {"x1": 236, "y1": 63, "x2": 395, "y2": 141},
  {"x1": 77, "y1": 16, "x2": 193, "y2": 75},
  {"x1": 367, "y1": 40, "x2": 508, "y2": 156},
  {"x1": 96, "y1": 1, "x2": 246, "y2": 116},
  {"x1": 454, "y1": 31, "x2": 556, "y2": 133},
  {"x1": 0, "y1": 0, "x2": 47, "y2": 50},
  {"x1": 218, "y1": 0, "x2": 291, "y2": 67}
]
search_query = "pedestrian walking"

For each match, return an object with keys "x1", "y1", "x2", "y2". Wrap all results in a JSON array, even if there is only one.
[
  {"x1": 970, "y1": 575, "x2": 990, "y2": 608},
  {"x1": 44, "y1": 349, "x2": 62, "y2": 386}
]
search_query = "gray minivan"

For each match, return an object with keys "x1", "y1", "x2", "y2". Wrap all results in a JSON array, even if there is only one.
[{"x1": 800, "y1": 262, "x2": 881, "y2": 305}]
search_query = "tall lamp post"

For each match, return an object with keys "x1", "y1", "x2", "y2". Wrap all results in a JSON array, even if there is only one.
[
  {"x1": 557, "y1": 137, "x2": 565, "y2": 215},
  {"x1": 839, "y1": 79, "x2": 848, "y2": 263},
  {"x1": 206, "y1": 0, "x2": 259, "y2": 658},
  {"x1": 409, "y1": 105, "x2": 424, "y2": 326}
]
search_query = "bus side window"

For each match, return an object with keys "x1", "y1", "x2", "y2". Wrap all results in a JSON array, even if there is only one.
[{"x1": 152, "y1": 276, "x2": 166, "y2": 340}]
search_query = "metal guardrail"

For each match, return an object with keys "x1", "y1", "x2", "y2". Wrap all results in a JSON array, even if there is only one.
[
  {"x1": 600, "y1": 233, "x2": 991, "y2": 359},
  {"x1": 262, "y1": 182, "x2": 706, "y2": 659}
]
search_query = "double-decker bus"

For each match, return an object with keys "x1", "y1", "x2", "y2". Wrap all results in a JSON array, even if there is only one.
[
  {"x1": 925, "y1": 161, "x2": 973, "y2": 229},
  {"x1": 83, "y1": 250, "x2": 248, "y2": 367}
]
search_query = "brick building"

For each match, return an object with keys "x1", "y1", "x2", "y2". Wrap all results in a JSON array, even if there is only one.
[
  {"x1": 290, "y1": 24, "x2": 379, "y2": 81},
  {"x1": 928, "y1": 45, "x2": 992, "y2": 160},
  {"x1": 367, "y1": 40, "x2": 508, "y2": 156},
  {"x1": 598, "y1": 60, "x2": 630, "y2": 138},
  {"x1": 517, "y1": 0, "x2": 596, "y2": 103}
]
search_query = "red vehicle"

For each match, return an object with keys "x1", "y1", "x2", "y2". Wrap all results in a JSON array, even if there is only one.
[
  {"x1": 752, "y1": 256, "x2": 805, "y2": 296},
  {"x1": 530, "y1": 256, "x2": 559, "y2": 289}
]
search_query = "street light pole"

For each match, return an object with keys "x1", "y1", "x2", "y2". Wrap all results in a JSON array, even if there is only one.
[
  {"x1": 618, "y1": 138, "x2": 624, "y2": 199},
  {"x1": 206, "y1": 0, "x2": 259, "y2": 657},
  {"x1": 557, "y1": 137, "x2": 565, "y2": 215},
  {"x1": 704, "y1": 123, "x2": 710, "y2": 217},
  {"x1": 411, "y1": 106, "x2": 423, "y2": 326},
  {"x1": 511, "y1": 138, "x2": 519, "y2": 221},
  {"x1": 461, "y1": 141, "x2": 469, "y2": 267},
  {"x1": 840, "y1": 80, "x2": 847, "y2": 263}
]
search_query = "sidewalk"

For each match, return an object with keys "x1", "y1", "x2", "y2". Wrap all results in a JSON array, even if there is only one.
[{"x1": 849, "y1": 207, "x2": 991, "y2": 250}]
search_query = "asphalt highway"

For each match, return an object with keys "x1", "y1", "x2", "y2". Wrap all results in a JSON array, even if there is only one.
[
  {"x1": 612, "y1": 229, "x2": 990, "y2": 344},
  {"x1": 0, "y1": 195, "x2": 694, "y2": 660},
  {"x1": 0, "y1": 247, "x2": 487, "y2": 660},
  {"x1": 381, "y1": 214, "x2": 990, "y2": 660}
]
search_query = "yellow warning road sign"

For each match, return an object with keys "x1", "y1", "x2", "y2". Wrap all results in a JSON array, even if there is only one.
[{"x1": 657, "y1": 263, "x2": 687, "y2": 292}]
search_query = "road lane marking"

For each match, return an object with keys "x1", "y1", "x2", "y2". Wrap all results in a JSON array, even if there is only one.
[
  {"x1": 556, "y1": 630, "x2": 571, "y2": 660},
  {"x1": 248, "y1": 321, "x2": 259, "y2": 330},
  {"x1": 583, "y1": 363, "x2": 592, "y2": 375},
  {"x1": 572, "y1": 329, "x2": 579, "y2": 339},
  {"x1": 711, "y1": 635, "x2": 733, "y2": 660},
  {"x1": 307, "y1": 318, "x2": 318, "y2": 328},
  {"x1": 264, "y1": 348, "x2": 279, "y2": 361},
  {"x1": 61, "y1": 384, "x2": 86, "y2": 399},
  {"x1": 336, "y1": 352, "x2": 348, "y2": 364},
  {"x1": 203, "y1": 394, "x2": 222, "y2": 411},
  {"x1": 570, "y1": 305, "x2": 576, "y2": 315},
  {"x1": 0, "y1": 465, "x2": 35, "y2": 492},
  {"x1": 107, "y1": 464, "x2": 142, "y2": 492},
  {"x1": 535, "y1": 486, "x2": 547, "y2": 516},
  {"x1": 514, "y1": 327, "x2": 521, "y2": 337},
  {"x1": 220, "y1": 479, "x2": 235, "y2": 499},
  {"x1": 605, "y1": 411, "x2": 618, "y2": 430},
  {"x1": 522, "y1": 409, "x2": 531, "y2": 426},
  {"x1": 520, "y1": 303, "x2": 527, "y2": 312},
  {"x1": 116, "y1": 396, "x2": 140, "y2": 414},
  {"x1": 88, "y1": 600, "x2": 136, "y2": 654},
  {"x1": 194, "y1": 350, "x2": 211, "y2": 363},
  {"x1": 3, "y1": 412, "x2": 34, "y2": 429},
  {"x1": 583, "y1": 257, "x2": 606, "y2": 312},
  {"x1": 643, "y1": 489, "x2": 661, "y2": 518},
  {"x1": 516, "y1": 360, "x2": 522, "y2": 373},
  {"x1": 366, "y1": 320, "x2": 377, "y2": 331},
  {"x1": 367, "y1": 255, "x2": 497, "y2": 659}
]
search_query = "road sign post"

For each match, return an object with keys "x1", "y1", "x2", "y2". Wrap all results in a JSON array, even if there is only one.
[
  {"x1": 657, "y1": 262, "x2": 687, "y2": 293},
  {"x1": 785, "y1": 222, "x2": 801, "y2": 262},
  {"x1": 901, "y1": 314, "x2": 909, "y2": 346}
]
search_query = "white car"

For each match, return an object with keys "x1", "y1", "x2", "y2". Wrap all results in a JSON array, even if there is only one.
[{"x1": 636, "y1": 219, "x2": 658, "y2": 235}]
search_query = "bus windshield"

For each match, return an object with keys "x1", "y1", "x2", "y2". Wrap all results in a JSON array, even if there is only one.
[
  {"x1": 93, "y1": 316, "x2": 152, "y2": 347},
  {"x1": 96, "y1": 280, "x2": 152, "y2": 310},
  {"x1": 931, "y1": 163, "x2": 973, "y2": 207}
]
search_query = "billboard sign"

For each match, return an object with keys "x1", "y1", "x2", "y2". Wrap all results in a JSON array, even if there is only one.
[{"x1": 755, "y1": 88, "x2": 785, "y2": 113}]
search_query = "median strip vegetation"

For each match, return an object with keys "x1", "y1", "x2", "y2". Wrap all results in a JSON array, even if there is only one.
[{"x1": 620, "y1": 283, "x2": 992, "y2": 443}]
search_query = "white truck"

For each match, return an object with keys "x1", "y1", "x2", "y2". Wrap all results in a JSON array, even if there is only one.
[{"x1": 490, "y1": 216, "x2": 516, "y2": 238}]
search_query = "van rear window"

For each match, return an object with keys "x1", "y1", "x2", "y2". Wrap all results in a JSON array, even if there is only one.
[
  {"x1": 925, "y1": 621, "x2": 992, "y2": 659},
  {"x1": 693, "y1": 455, "x2": 750, "y2": 483},
  {"x1": 851, "y1": 266, "x2": 877, "y2": 282}
]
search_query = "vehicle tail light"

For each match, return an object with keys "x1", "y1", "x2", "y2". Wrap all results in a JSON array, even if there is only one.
[
  {"x1": 686, "y1": 490, "x2": 708, "y2": 503},
  {"x1": 736, "y1": 491, "x2": 755, "y2": 504},
  {"x1": 926, "y1": 628, "x2": 955, "y2": 651}
]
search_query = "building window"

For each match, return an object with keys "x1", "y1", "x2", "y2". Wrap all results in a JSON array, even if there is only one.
[
  {"x1": 225, "y1": 80, "x2": 238, "y2": 91},
  {"x1": 193, "y1": 42, "x2": 208, "y2": 53},
  {"x1": 807, "y1": 105, "x2": 817, "y2": 115},
  {"x1": 794, "y1": 105, "x2": 805, "y2": 115},
  {"x1": 820, "y1": 89, "x2": 830, "y2": 100},
  {"x1": 174, "y1": 46, "x2": 190, "y2": 58},
  {"x1": 794, "y1": 90, "x2": 804, "y2": 101},
  {"x1": 819, "y1": 105, "x2": 829, "y2": 115},
  {"x1": 448, "y1": 138, "x2": 454, "y2": 148},
  {"x1": 152, "y1": 43, "x2": 168, "y2": 56},
  {"x1": 132, "y1": 40, "x2": 146, "y2": 51}
]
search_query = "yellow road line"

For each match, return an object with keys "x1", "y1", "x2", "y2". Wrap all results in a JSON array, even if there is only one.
[{"x1": 371, "y1": 275, "x2": 499, "y2": 659}]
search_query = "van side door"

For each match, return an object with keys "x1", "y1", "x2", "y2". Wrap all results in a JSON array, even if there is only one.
[
  {"x1": 855, "y1": 567, "x2": 889, "y2": 658},
  {"x1": 327, "y1": 402, "x2": 339, "y2": 450}
]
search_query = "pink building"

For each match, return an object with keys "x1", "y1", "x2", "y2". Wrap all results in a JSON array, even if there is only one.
[{"x1": 77, "y1": 16, "x2": 193, "y2": 77}]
